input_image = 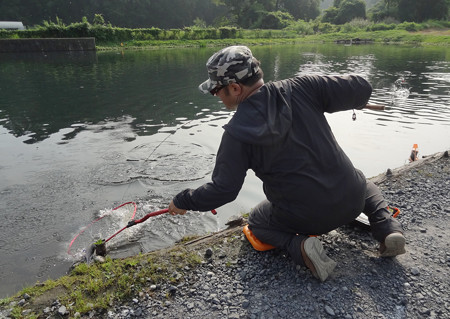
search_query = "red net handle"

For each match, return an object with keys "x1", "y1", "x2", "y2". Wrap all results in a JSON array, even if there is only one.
[{"x1": 105, "y1": 208, "x2": 217, "y2": 243}]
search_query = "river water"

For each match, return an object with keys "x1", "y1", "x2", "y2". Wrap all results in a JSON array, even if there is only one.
[{"x1": 0, "y1": 44, "x2": 449, "y2": 297}]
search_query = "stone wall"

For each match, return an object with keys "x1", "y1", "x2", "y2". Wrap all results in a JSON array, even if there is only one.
[{"x1": 0, "y1": 38, "x2": 96, "y2": 53}]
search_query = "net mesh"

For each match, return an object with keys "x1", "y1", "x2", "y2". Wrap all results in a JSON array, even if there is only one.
[{"x1": 67, "y1": 202, "x2": 136, "y2": 258}]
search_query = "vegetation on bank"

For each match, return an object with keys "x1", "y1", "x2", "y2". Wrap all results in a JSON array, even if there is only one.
[
  {"x1": 2, "y1": 0, "x2": 448, "y2": 31},
  {"x1": 0, "y1": 241, "x2": 211, "y2": 318},
  {"x1": 0, "y1": 16, "x2": 449, "y2": 49}
]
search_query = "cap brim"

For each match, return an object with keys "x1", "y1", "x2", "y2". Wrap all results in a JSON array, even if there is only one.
[{"x1": 198, "y1": 78, "x2": 215, "y2": 94}]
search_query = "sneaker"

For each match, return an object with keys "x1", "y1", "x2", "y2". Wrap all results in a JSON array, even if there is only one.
[
  {"x1": 300, "y1": 237, "x2": 337, "y2": 282},
  {"x1": 380, "y1": 232, "x2": 406, "y2": 257}
]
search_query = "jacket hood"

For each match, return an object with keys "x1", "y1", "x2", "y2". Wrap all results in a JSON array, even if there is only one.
[{"x1": 223, "y1": 80, "x2": 293, "y2": 145}]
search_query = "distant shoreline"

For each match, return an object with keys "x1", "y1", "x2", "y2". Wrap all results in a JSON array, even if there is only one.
[
  {"x1": 1, "y1": 28, "x2": 448, "y2": 52},
  {"x1": 95, "y1": 29, "x2": 450, "y2": 50}
]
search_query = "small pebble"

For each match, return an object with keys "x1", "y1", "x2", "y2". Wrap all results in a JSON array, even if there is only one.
[
  {"x1": 325, "y1": 305, "x2": 335, "y2": 316},
  {"x1": 411, "y1": 267, "x2": 420, "y2": 276}
]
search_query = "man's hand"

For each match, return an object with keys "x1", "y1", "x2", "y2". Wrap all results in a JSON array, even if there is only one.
[{"x1": 168, "y1": 200, "x2": 187, "y2": 216}]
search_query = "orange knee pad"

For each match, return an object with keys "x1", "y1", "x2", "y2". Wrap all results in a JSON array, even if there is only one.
[{"x1": 242, "y1": 224, "x2": 276, "y2": 251}]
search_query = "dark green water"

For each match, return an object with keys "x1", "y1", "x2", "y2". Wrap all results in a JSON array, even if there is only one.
[{"x1": 0, "y1": 44, "x2": 449, "y2": 298}]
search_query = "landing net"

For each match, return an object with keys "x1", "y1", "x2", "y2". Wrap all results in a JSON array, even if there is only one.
[{"x1": 67, "y1": 201, "x2": 137, "y2": 257}]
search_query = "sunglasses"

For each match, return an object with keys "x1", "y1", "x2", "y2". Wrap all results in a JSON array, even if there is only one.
[{"x1": 210, "y1": 85, "x2": 225, "y2": 96}]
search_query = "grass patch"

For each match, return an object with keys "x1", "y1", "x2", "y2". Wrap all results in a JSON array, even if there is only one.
[
  {"x1": 96, "y1": 37, "x2": 303, "y2": 50},
  {"x1": 0, "y1": 215, "x2": 248, "y2": 319},
  {"x1": 0, "y1": 246, "x2": 205, "y2": 318},
  {"x1": 297, "y1": 29, "x2": 449, "y2": 45}
]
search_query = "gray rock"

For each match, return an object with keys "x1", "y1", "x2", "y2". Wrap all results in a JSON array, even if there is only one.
[
  {"x1": 411, "y1": 267, "x2": 420, "y2": 276},
  {"x1": 58, "y1": 305, "x2": 68, "y2": 316},
  {"x1": 325, "y1": 305, "x2": 335, "y2": 316},
  {"x1": 205, "y1": 248, "x2": 213, "y2": 258}
]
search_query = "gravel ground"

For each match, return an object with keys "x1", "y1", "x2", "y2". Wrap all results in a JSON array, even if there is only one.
[{"x1": 2, "y1": 151, "x2": 449, "y2": 319}]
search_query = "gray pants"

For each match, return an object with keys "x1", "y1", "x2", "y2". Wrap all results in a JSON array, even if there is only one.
[{"x1": 248, "y1": 180, "x2": 403, "y2": 266}]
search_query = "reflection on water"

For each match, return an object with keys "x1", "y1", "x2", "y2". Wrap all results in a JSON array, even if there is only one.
[
  {"x1": 90, "y1": 139, "x2": 216, "y2": 185},
  {"x1": 0, "y1": 49, "x2": 216, "y2": 144},
  {"x1": 0, "y1": 44, "x2": 449, "y2": 298},
  {"x1": 1, "y1": 46, "x2": 449, "y2": 144},
  {"x1": 294, "y1": 47, "x2": 450, "y2": 129}
]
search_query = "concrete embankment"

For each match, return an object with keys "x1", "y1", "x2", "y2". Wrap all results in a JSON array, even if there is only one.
[{"x1": 0, "y1": 38, "x2": 95, "y2": 53}]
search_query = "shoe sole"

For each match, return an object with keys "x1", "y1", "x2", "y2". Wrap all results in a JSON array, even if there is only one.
[
  {"x1": 301, "y1": 237, "x2": 337, "y2": 282},
  {"x1": 380, "y1": 233, "x2": 406, "y2": 257}
]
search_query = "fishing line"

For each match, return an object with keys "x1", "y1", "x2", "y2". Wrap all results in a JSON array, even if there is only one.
[
  {"x1": 69, "y1": 111, "x2": 222, "y2": 257},
  {"x1": 120, "y1": 118, "x2": 196, "y2": 202}
]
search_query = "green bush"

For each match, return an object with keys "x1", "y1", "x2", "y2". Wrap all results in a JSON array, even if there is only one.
[
  {"x1": 0, "y1": 17, "x2": 448, "y2": 45},
  {"x1": 0, "y1": 30, "x2": 17, "y2": 38},
  {"x1": 218, "y1": 27, "x2": 238, "y2": 39},
  {"x1": 93, "y1": 14, "x2": 105, "y2": 26},
  {"x1": 347, "y1": 18, "x2": 372, "y2": 30},
  {"x1": 421, "y1": 19, "x2": 450, "y2": 29},
  {"x1": 66, "y1": 21, "x2": 91, "y2": 38},
  {"x1": 285, "y1": 19, "x2": 315, "y2": 35},
  {"x1": 313, "y1": 22, "x2": 339, "y2": 33},
  {"x1": 397, "y1": 22, "x2": 422, "y2": 32},
  {"x1": 369, "y1": 23, "x2": 396, "y2": 31}
]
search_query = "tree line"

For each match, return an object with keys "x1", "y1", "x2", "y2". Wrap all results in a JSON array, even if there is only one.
[{"x1": 0, "y1": 0, "x2": 448, "y2": 30}]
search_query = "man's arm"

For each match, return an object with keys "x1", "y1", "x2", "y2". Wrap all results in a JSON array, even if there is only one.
[{"x1": 295, "y1": 75, "x2": 373, "y2": 113}]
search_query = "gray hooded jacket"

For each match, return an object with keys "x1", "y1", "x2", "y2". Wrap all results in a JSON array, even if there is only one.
[{"x1": 174, "y1": 75, "x2": 372, "y2": 233}]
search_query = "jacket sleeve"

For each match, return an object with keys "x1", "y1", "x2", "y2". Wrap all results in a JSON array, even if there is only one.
[
  {"x1": 172, "y1": 131, "x2": 249, "y2": 212},
  {"x1": 294, "y1": 75, "x2": 372, "y2": 113}
]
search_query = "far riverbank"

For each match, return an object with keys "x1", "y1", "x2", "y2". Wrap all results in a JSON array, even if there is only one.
[
  {"x1": 95, "y1": 29, "x2": 450, "y2": 50},
  {"x1": 1, "y1": 25, "x2": 448, "y2": 51}
]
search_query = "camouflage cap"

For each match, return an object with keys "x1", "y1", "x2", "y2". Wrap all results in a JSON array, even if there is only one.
[{"x1": 199, "y1": 46, "x2": 260, "y2": 94}]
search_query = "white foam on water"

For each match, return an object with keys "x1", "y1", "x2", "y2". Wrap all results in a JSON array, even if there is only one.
[{"x1": 66, "y1": 203, "x2": 137, "y2": 260}]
